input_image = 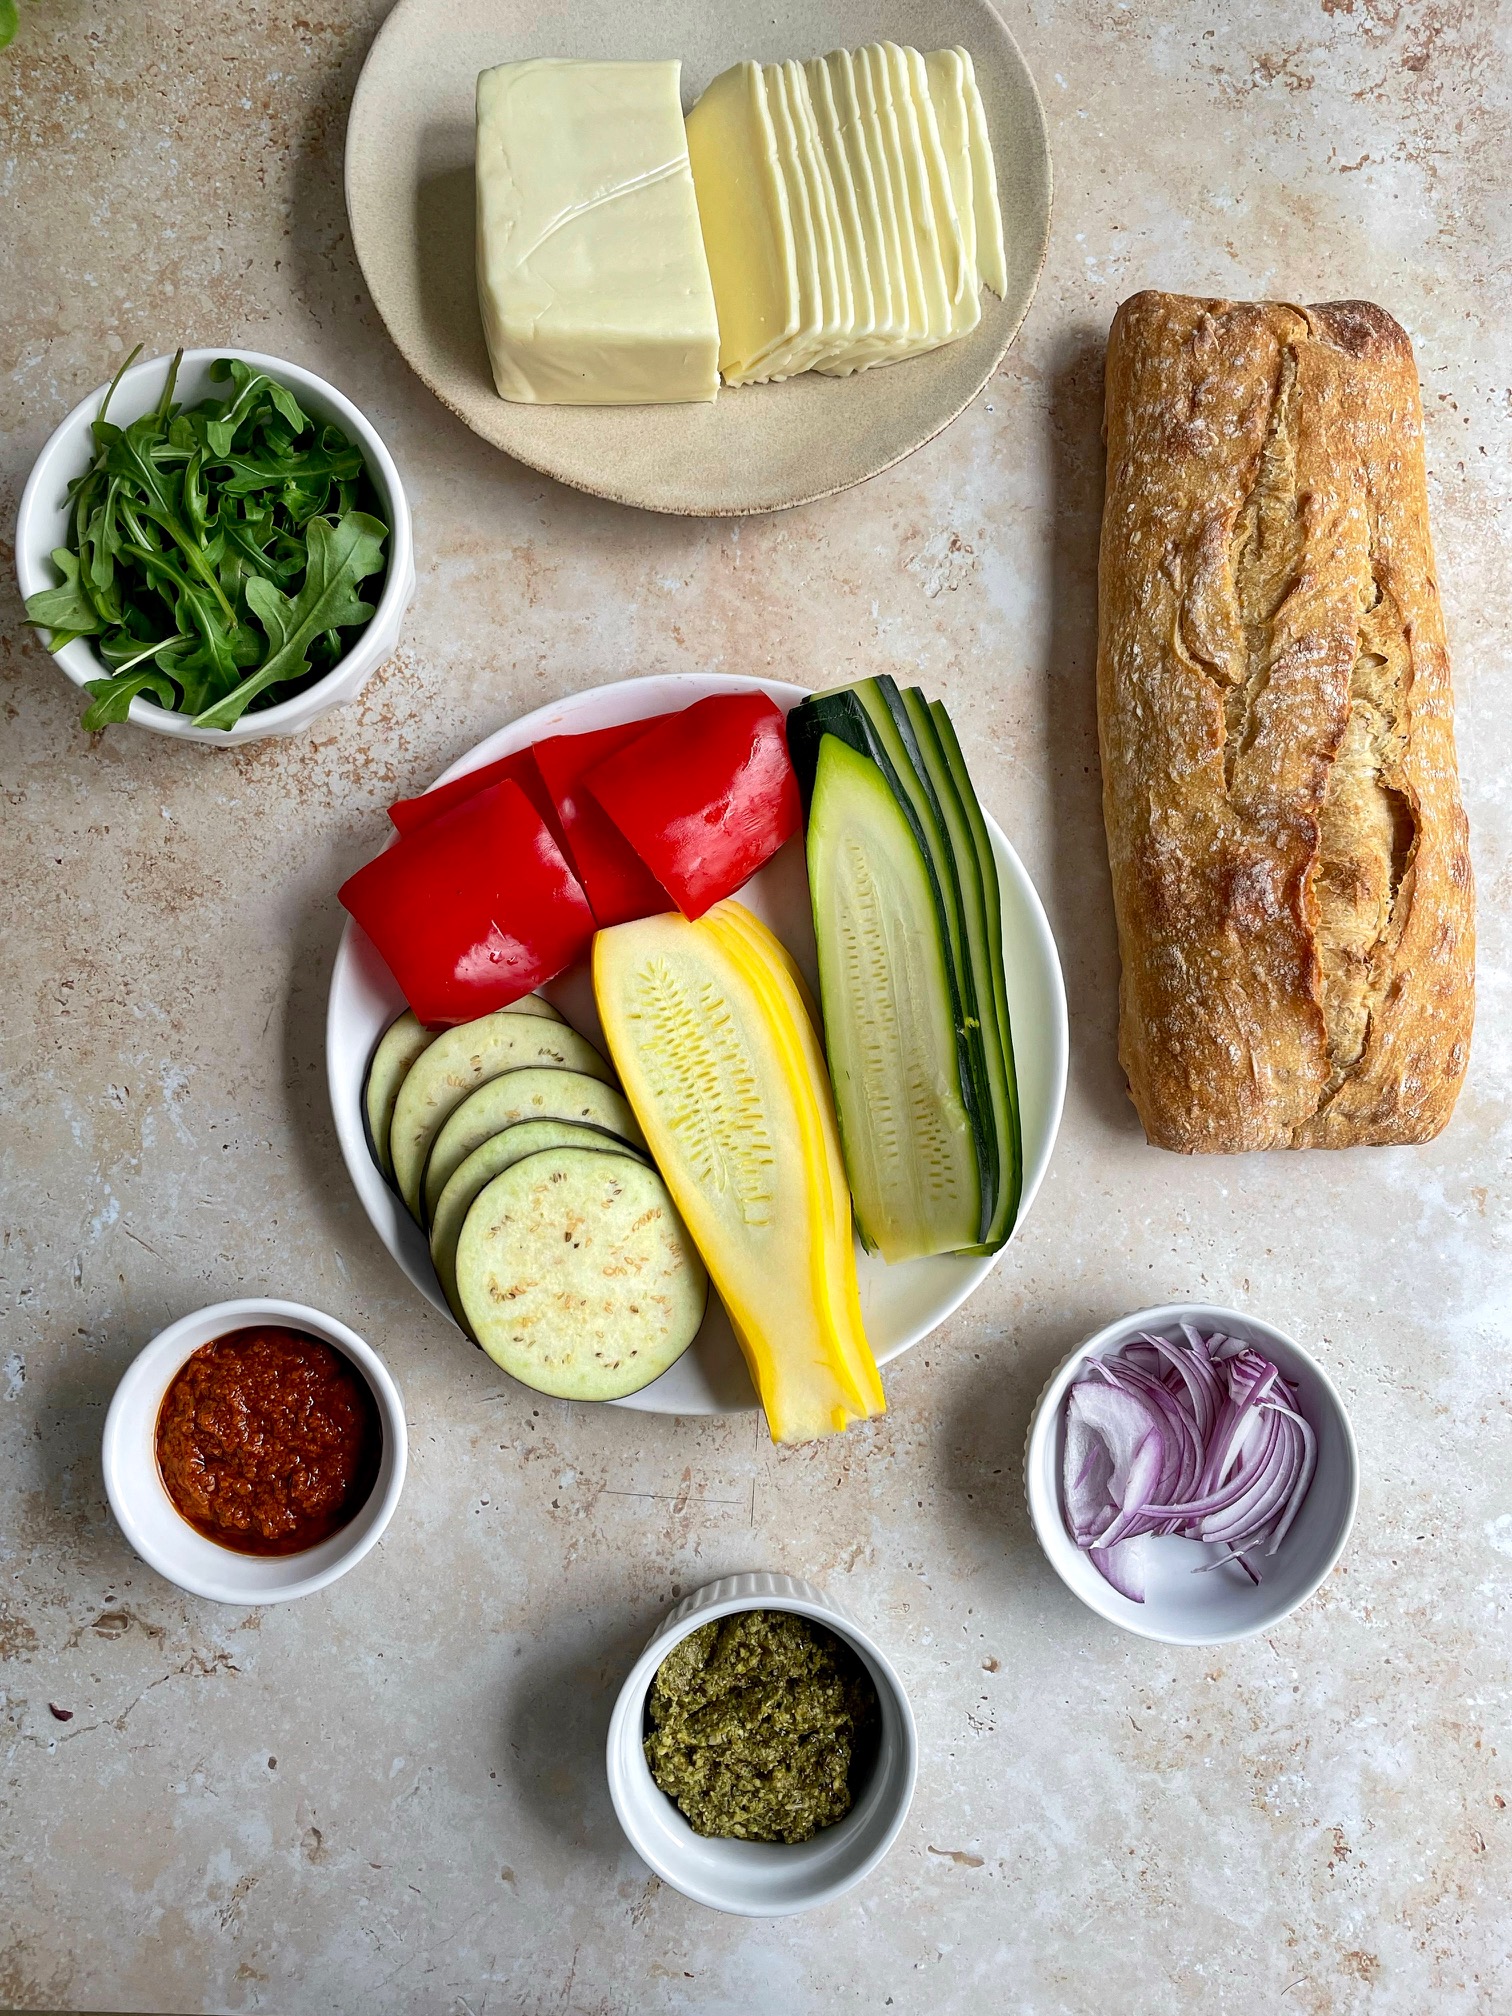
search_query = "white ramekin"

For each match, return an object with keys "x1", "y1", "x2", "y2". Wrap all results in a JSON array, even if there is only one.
[
  {"x1": 1024, "y1": 1302, "x2": 1359, "y2": 1646},
  {"x1": 102, "y1": 1297, "x2": 407, "y2": 1604},
  {"x1": 606, "y1": 1571, "x2": 917, "y2": 1917},
  {"x1": 15, "y1": 348, "x2": 415, "y2": 744}
]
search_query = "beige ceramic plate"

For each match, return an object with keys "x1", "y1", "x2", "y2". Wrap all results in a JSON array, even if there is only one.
[{"x1": 345, "y1": 0, "x2": 1052, "y2": 515}]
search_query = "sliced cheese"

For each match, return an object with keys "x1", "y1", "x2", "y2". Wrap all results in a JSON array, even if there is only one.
[
  {"x1": 903, "y1": 44, "x2": 975, "y2": 338},
  {"x1": 821, "y1": 49, "x2": 905, "y2": 365},
  {"x1": 806, "y1": 53, "x2": 882, "y2": 373},
  {"x1": 686, "y1": 42, "x2": 1003, "y2": 386},
  {"x1": 924, "y1": 47, "x2": 978, "y2": 293},
  {"x1": 743, "y1": 63, "x2": 819, "y2": 378},
  {"x1": 786, "y1": 61, "x2": 853, "y2": 356},
  {"x1": 685, "y1": 60, "x2": 800, "y2": 384},
  {"x1": 475, "y1": 59, "x2": 719, "y2": 405},
  {"x1": 856, "y1": 44, "x2": 928, "y2": 354},
  {"x1": 956, "y1": 46, "x2": 1007, "y2": 298},
  {"x1": 879, "y1": 43, "x2": 952, "y2": 348}
]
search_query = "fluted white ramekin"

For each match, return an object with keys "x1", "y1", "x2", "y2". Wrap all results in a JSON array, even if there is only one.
[{"x1": 606, "y1": 1570, "x2": 917, "y2": 1916}]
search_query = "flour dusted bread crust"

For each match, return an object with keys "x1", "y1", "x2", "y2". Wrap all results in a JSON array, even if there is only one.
[{"x1": 1097, "y1": 291, "x2": 1473, "y2": 1151}]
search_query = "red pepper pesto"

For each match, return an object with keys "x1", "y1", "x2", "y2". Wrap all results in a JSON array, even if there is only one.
[{"x1": 155, "y1": 1327, "x2": 381, "y2": 1555}]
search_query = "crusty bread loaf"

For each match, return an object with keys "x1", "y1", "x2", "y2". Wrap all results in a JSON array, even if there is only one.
[{"x1": 1097, "y1": 291, "x2": 1473, "y2": 1151}]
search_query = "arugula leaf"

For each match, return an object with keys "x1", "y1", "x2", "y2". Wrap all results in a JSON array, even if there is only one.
[
  {"x1": 78, "y1": 479, "x2": 125, "y2": 621},
  {"x1": 26, "y1": 550, "x2": 104, "y2": 636},
  {"x1": 181, "y1": 449, "x2": 212, "y2": 540},
  {"x1": 204, "y1": 360, "x2": 309, "y2": 455},
  {"x1": 104, "y1": 410, "x2": 238, "y2": 624},
  {"x1": 111, "y1": 537, "x2": 261, "y2": 709},
  {"x1": 82, "y1": 667, "x2": 180, "y2": 732},
  {"x1": 99, "y1": 630, "x2": 187, "y2": 671},
  {"x1": 0, "y1": 2, "x2": 20, "y2": 54},
  {"x1": 172, "y1": 593, "x2": 263, "y2": 717},
  {"x1": 154, "y1": 348, "x2": 183, "y2": 424},
  {"x1": 211, "y1": 445, "x2": 363, "y2": 495},
  {"x1": 100, "y1": 344, "x2": 144, "y2": 421},
  {"x1": 219, "y1": 518, "x2": 295, "y2": 597},
  {"x1": 192, "y1": 510, "x2": 387, "y2": 729}
]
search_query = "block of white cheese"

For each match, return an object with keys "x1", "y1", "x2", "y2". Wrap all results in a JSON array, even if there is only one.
[{"x1": 475, "y1": 58, "x2": 719, "y2": 405}]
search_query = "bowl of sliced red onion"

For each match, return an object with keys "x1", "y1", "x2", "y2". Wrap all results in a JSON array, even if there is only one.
[{"x1": 1024, "y1": 1304, "x2": 1358, "y2": 1645}]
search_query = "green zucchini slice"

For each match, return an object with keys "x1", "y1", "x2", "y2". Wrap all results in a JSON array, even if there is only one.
[
  {"x1": 850, "y1": 675, "x2": 995, "y2": 1238},
  {"x1": 390, "y1": 1015, "x2": 614, "y2": 1220},
  {"x1": 805, "y1": 732, "x2": 981, "y2": 1259},
  {"x1": 903, "y1": 690, "x2": 1021, "y2": 1250},
  {"x1": 430, "y1": 1120, "x2": 647, "y2": 1335},
  {"x1": 792, "y1": 680, "x2": 990, "y2": 1238},
  {"x1": 455, "y1": 1148, "x2": 707, "y2": 1400},
  {"x1": 421, "y1": 1066, "x2": 643, "y2": 1224}
]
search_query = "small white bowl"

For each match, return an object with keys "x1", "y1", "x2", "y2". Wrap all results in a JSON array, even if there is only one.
[
  {"x1": 1024, "y1": 1303, "x2": 1359, "y2": 1646},
  {"x1": 606, "y1": 1571, "x2": 917, "y2": 1917},
  {"x1": 15, "y1": 348, "x2": 415, "y2": 745},
  {"x1": 102, "y1": 1297, "x2": 407, "y2": 1604}
]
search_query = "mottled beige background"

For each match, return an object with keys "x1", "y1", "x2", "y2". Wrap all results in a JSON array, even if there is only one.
[{"x1": 2, "y1": 3, "x2": 1510, "y2": 2013}]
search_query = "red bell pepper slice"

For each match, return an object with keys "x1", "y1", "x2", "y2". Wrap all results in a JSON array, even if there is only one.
[
  {"x1": 584, "y1": 693, "x2": 800, "y2": 920},
  {"x1": 339, "y1": 778, "x2": 595, "y2": 1026},
  {"x1": 388, "y1": 746, "x2": 562, "y2": 846},
  {"x1": 532, "y1": 721, "x2": 673, "y2": 928}
]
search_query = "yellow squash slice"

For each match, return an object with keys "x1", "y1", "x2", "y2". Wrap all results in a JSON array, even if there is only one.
[
  {"x1": 700, "y1": 903, "x2": 883, "y2": 1422},
  {"x1": 593, "y1": 901, "x2": 884, "y2": 1444}
]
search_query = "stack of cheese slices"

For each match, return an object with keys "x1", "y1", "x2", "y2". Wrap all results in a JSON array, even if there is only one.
[{"x1": 686, "y1": 46, "x2": 1006, "y2": 385}]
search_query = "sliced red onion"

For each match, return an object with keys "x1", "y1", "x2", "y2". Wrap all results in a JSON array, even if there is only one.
[
  {"x1": 1145, "y1": 1330, "x2": 1222, "y2": 1442},
  {"x1": 1090, "y1": 1430, "x2": 1165, "y2": 1551},
  {"x1": 1096, "y1": 1537, "x2": 1147, "y2": 1602},
  {"x1": 1061, "y1": 1327, "x2": 1316, "y2": 1603},
  {"x1": 1262, "y1": 1401, "x2": 1317, "y2": 1554},
  {"x1": 1066, "y1": 1380, "x2": 1161, "y2": 1512},
  {"x1": 1194, "y1": 1542, "x2": 1262, "y2": 1585}
]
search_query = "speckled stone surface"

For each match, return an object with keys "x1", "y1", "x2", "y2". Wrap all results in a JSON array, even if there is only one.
[{"x1": 2, "y1": 4, "x2": 1509, "y2": 2012}]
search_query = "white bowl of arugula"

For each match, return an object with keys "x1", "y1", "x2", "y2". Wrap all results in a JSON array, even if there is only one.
[{"x1": 16, "y1": 347, "x2": 414, "y2": 743}]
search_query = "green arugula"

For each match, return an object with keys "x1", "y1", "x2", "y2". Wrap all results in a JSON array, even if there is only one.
[
  {"x1": 26, "y1": 550, "x2": 103, "y2": 641},
  {"x1": 25, "y1": 348, "x2": 390, "y2": 733},
  {"x1": 193, "y1": 512, "x2": 386, "y2": 729},
  {"x1": 82, "y1": 668, "x2": 180, "y2": 732}
]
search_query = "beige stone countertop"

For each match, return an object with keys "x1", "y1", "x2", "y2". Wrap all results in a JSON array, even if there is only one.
[{"x1": 2, "y1": 3, "x2": 1509, "y2": 2012}]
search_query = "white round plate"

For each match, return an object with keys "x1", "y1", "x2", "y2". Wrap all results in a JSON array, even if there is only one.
[
  {"x1": 344, "y1": 0, "x2": 1052, "y2": 515},
  {"x1": 326, "y1": 673, "x2": 1067, "y2": 1414}
]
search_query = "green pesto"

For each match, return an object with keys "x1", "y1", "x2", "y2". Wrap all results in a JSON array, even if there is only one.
[{"x1": 643, "y1": 1609, "x2": 880, "y2": 1845}]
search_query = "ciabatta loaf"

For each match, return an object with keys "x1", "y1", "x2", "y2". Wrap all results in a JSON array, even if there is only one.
[{"x1": 1097, "y1": 291, "x2": 1473, "y2": 1151}]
